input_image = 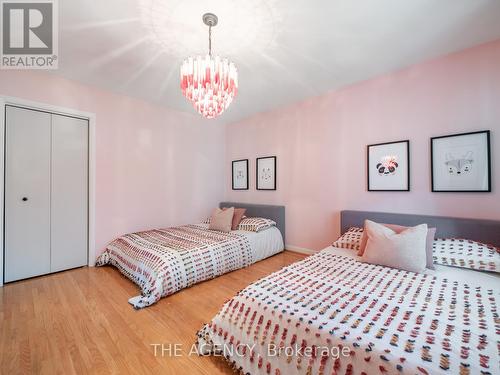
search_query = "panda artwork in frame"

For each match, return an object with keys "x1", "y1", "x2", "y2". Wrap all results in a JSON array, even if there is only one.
[
  {"x1": 256, "y1": 156, "x2": 276, "y2": 190},
  {"x1": 431, "y1": 130, "x2": 491, "y2": 192},
  {"x1": 367, "y1": 140, "x2": 410, "y2": 191}
]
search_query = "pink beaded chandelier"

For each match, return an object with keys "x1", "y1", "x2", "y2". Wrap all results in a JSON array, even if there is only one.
[{"x1": 180, "y1": 13, "x2": 238, "y2": 119}]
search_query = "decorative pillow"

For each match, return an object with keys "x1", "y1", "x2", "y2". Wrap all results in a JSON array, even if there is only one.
[
  {"x1": 433, "y1": 238, "x2": 500, "y2": 273},
  {"x1": 237, "y1": 217, "x2": 276, "y2": 232},
  {"x1": 221, "y1": 207, "x2": 247, "y2": 230},
  {"x1": 358, "y1": 221, "x2": 436, "y2": 270},
  {"x1": 204, "y1": 212, "x2": 246, "y2": 225},
  {"x1": 332, "y1": 227, "x2": 363, "y2": 251},
  {"x1": 208, "y1": 207, "x2": 234, "y2": 233},
  {"x1": 362, "y1": 220, "x2": 428, "y2": 273}
]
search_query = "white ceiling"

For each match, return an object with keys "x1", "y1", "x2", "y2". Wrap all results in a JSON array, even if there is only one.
[{"x1": 57, "y1": 0, "x2": 500, "y2": 124}]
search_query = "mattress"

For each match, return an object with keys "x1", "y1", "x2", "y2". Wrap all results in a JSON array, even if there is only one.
[
  {"x1": 197, "y1": 245, "x2": 500, "y2": 375},
  {"x1": 197, "y1": 223, "x2": 284, "y2": 263},
  {"x1": 96, "y1": 224, "x2": 284, "y2": 308}
]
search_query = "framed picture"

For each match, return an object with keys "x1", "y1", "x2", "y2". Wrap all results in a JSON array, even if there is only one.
[
  {"x1": 256, "y1": 156, "x2": 276, "y2": 190},
  {"x1": 367, "y1": 140, "x2": 410, "y2": 191},
  {"x1": 431, "y1": 130, "x2": 491, "y2": 192},
  {"x1": 232, "y1": 159, "x2": 249, "y2": 190}
]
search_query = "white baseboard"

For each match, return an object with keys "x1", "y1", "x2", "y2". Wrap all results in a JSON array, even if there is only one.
[{"x1": 285, "y1": 244, "x2": 316, "y2": 255}]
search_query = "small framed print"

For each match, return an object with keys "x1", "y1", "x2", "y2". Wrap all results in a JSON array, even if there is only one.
[
  {"x1": 256, "y1": 156, "x2": 276, "y2": 190},
  {"x1": 367, "y1": 140, "x2": 410, "y2": 191},
  {"x1": 431, "y1": 130, "x2": 491, "y2": 192},
  {"x1": 232, "y1": 159, "x2": 249, "y2": 190}
]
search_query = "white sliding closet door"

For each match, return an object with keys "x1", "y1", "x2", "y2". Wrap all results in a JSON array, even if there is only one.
[
  {"x1": 50, "y1": 114, "x2": 88, "y2": 272},
  {"x1": 4, "y1": 106, "x2": 89, "y2": 282},
  {"x1": 5, "y1": 106, "x2": 51, "y2": 282}
]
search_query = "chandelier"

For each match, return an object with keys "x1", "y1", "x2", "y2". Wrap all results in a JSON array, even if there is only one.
[{"x1": 180, "y1": 13, "x2": 238, "y2": 119}]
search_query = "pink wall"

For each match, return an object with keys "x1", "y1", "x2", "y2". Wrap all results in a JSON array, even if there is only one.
[
  {"x1": 0, "y1": 71, "x2": 225, "y2": 255},
  {"x1": 225, "y1": 40, "x2": 500, "y2": 251}
]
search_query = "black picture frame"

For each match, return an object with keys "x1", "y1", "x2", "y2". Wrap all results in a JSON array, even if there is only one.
[
  {"x1": 256, "y1": 156, "x2": 277, "y2": 190},
  {"x1": 367, "y1": 140, "x2": 410, "y2": 192},
  {"x1": 431, "y1": 130, "x2": 491, "y2": 193},
  {"x1": 231, "y1": 159, "x2": 249, "y2": 190}
]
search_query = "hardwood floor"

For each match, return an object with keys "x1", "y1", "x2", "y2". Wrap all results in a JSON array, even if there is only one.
[{"x1": 0, "y1": 251, "x2": 306, "y2": 375}]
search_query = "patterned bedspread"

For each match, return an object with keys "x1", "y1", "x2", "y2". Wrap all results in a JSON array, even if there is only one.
[
  {"x1": 96, "y1": 225, "x2": 252, "y2": 309},
  {"x1": 197, "y1": 250, "x2": 500, "y2": 375}
]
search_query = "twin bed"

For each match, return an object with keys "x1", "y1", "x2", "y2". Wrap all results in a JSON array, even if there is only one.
[
  {"x1": 96, "y1": 202, "x2": 285, "y2": 308},
  {"x1": 96, "y1": 206, "x2": 499, "y2": 374}
]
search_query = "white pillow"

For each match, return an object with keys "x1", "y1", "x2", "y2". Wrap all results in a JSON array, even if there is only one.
[
  {"x1": 208, "y1": 207, "x2": 234, "y2": 233},
  {"x1": 362, "y1": 220, "x2": 428, "y2": 273}
]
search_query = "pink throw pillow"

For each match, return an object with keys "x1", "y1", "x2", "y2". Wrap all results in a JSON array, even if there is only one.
[
  {"x1": 362, "y1": 220, "x2": 428, "y2": 273},
  {"x1": 359, "y1": 221, "x2": 436, "y2": 270},
  {"x1": 222, "y1": 207, "x2": 247, "y2": 230},
  {"x1": 209, "y1": 207, "x2": 234, "y2": 233}
]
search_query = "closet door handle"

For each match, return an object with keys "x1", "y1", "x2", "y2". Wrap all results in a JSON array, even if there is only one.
[{"x1": 22, "y1": 197, "x2": 28, "y2": 202}]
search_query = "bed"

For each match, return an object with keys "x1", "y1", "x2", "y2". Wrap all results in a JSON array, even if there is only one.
[
  {"x1": 197, "y1": 211, "x2": 500, "y2": 375},
  {"x1": 95, "y1": 202, "x2": 285, "y2": 309}
]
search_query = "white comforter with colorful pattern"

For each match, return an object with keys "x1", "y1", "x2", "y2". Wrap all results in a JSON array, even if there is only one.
[
  {"x1": 96, "y1": 225, "x2": 252, "y2": 309},
  {"x1": 197, "y1": 248, "x2": 500, "y2": 375}
]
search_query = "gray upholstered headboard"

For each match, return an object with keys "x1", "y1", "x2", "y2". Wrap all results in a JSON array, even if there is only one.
[
  {"x1": 220, "y1": 202, "x2": 285, "y2": 243},
  {"x1": 341, "y1": 210, "x2": 500, "y2": 247}
]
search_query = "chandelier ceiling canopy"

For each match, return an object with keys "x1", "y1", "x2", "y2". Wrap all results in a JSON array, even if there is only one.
[{"x1": 180, "y1": 13, "x2": 238, "y2": 119}]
